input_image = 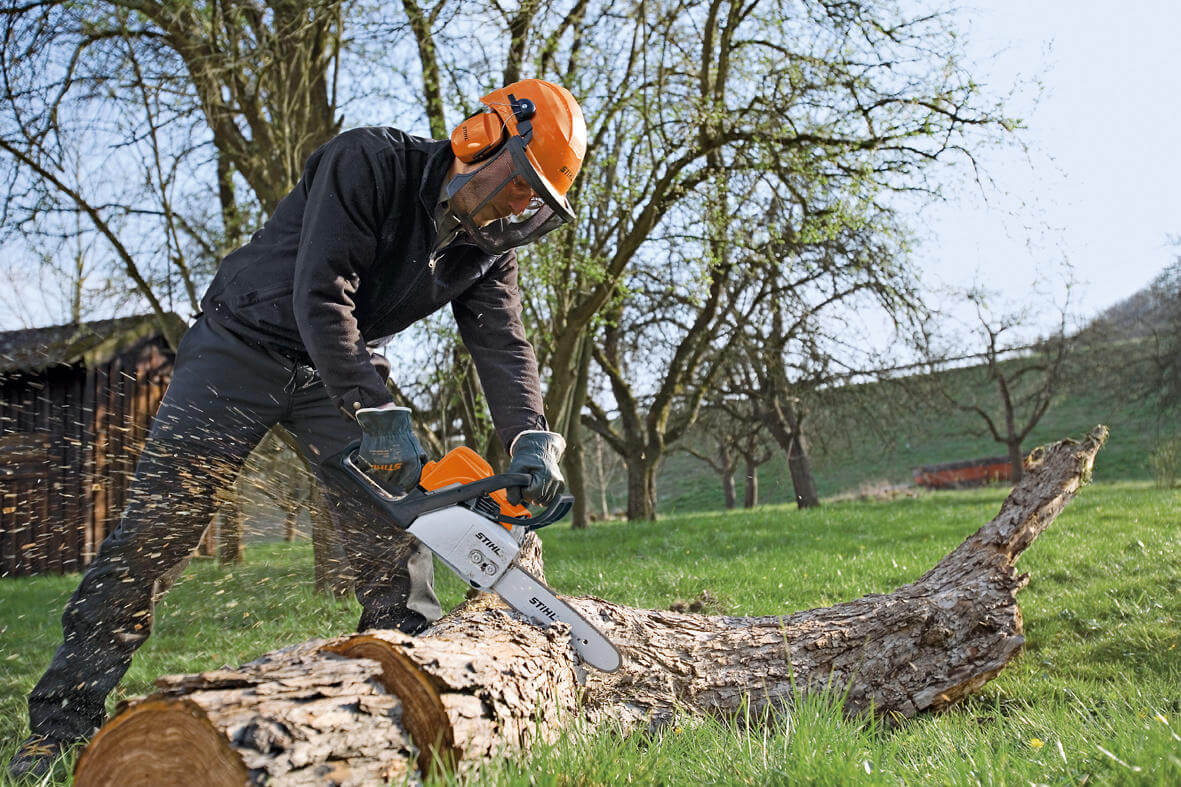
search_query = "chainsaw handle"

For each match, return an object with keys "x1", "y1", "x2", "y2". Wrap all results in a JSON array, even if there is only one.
[
  {"x1": 497, "y1": 494, "x2": 574, "y2": 530},
  {"x1": 328, "y1": 443, "x2": 537, "y2": 528}
]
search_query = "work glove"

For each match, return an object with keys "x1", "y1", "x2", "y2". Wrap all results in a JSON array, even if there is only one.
[
  {"x1": 355, "y1": 405, "x2": 427, "y2": 494},
  {"x1": 506, "y1": 430, "x2": 567, "y2": 506}
]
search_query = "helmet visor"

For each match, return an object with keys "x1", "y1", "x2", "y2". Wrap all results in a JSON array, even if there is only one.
[{"x1": 445, "y1": 136, "x2": 575, "y2": 255}]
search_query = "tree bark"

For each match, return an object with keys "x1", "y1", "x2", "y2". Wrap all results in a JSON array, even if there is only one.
[
  {"x1": 566, "y1": 435, "x2": 589, "y2": 529},
  {"x1": 283, "y1": 508, "x2": 298, "y2": 543},
  {"x1": 722, "y1": 468, "x2": 736, "y2": 510},
  {"x1": 758, "y1": 393, "x2": 820, "y2": 509},
  {"x1": 565, "y1": 336, "x2": 594, "y2": 529},
  {"x1": 1007, "y1": 439, "x2": 1025, "y2": 483},
  {"x1": 311, "y1": 484, "x2": 353, "y2": 598},
  {"x1": 74, "y1": 428, "x2": 1108, "y2": 786},
  {"x1": 216, "y1": 494, "x2": 244, "y2": 566},
  {"x1": 786, "y1": 430, "x2": 820, "y2": 508},
  {"x1": 743, "y1": 458, "x2": 758, "y2": 508},
  {"x1": 625, "y1": 451, "x2": 657, "y2": 520}
]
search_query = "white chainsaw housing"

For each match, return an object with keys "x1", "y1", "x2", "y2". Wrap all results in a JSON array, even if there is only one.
[
  {"x1": 407, "y1": 507, "x2": 520, "y2": 591},
  {"x1": 405, "y1": 505, "x2": 622, "y2": 671}
]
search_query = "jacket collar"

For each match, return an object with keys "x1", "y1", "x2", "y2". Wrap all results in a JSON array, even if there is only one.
[{"x1": 419, "y1": 139, "x2": 456, "y2": 216}]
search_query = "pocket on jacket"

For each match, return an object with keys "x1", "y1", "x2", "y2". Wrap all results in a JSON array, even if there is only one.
[
  {"x1": 231, "y1": 283, "x2": 299, "y2": 338},
  {"x1": 235, "y1": 282, "x2": 292, "y2": 308}
]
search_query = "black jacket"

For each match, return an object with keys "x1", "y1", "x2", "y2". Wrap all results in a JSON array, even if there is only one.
[{"x1": 200, "y1": 127, "x2": 546, "y2": 448}]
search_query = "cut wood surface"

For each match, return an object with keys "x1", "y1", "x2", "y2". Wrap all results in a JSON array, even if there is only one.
[{"x1": 74, "y1": 427, "x2": 1108, "y2": 786}]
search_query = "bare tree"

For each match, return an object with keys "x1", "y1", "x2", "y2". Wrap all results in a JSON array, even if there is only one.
[
  {"x1": 580, "y1": 193, "x2": 752, "y2": 519},
  {"x1": 720, "y1": 194, "x2": 925, "y2": 509},
  {"x1": 682, "y1": 412, "x2": 742, "y2": 509},
  {"x1": 0, "y1": 1, "x2": 349, "y2": 337},
  {"x1": 559, "y1": 0, "x2": 1011, "y2": 520},
  {"x1": 734, "y1": 424, "x2": 773, "y2": 508},
  {"x1": 920, "y1": 290, "x2": 1074, "y2": 483},
  {"x1": 582, "y1": 430, "x2": 624, "y2": 520}
]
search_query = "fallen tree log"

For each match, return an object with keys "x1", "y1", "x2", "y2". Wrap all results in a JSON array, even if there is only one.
[{"x1": 74, "y1": 427, "x2": 1107, "y2": 786}]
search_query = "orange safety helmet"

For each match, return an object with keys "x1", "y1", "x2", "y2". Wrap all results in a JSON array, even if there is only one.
[
  {"x1": 451, "y1": 80, "x2": 587, "y2": 195},
  {"x1": 445, "y1": 80, "x2": 587, "y2": 254}
]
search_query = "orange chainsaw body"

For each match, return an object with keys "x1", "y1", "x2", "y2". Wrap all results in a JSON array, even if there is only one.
[{"x1": 417, "y1": 446, "x2": 531, "y2": 529}]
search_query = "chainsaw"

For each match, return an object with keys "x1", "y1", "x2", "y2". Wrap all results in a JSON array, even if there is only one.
[{"x1": 326, "y1": 443, "x2": 621, "y2": 672}]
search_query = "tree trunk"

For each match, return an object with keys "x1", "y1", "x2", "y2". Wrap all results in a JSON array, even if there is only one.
[
  {"x1": 743, "y1": 459, "x2": 758, "y2": 508},
  {"x1": 625, "y1": 450, "x2": 657, "y2": 521},
  {"x1": 722, "y1": 469, "x2": 736, "y2": 510},
  {"x1": 215, "y1": 151, "x2": 242, "y2": 252},
  {"x1": 566, "y1": 434, "x2": 589, "y2": 529},
  {"x1": 198, "y1": 518, "x2": 218, "y2": 557},
  {"x1": 566, "y1": 337, "x2": 593, "y2": 529},
  {"x1": 786, "y1": 430, "x2": 820, "y2": 508},
  {"x1": 74, "y1": 428, "x2": 1108, "y2": 786},
  {"x1": 265, "y1": 427, "x2": 351, "y2": 596},
  {"x1": 311, "y1": 485, "x2": 353, "y2": 598},
  {"x1": 594, "y1": 438, "x2": 611, "y2": 519},
  {"x1": 217, "y1": 493, "x2": 244, "y2": 565},
  {"x1": 283, "y1": 508, "x2": 298, "y2": 542},
  {"x1": 760, "y1": 397, "x2": 820, "y2": 509},
  {"x1": 1007, "y1": 439, "x2": 1025, "y2": 483},
  {"x1": 481, "y1": 430, "x2": 510, "y2": 473}
]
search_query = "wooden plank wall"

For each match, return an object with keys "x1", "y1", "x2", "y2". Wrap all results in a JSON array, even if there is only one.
[{"x1": 0, "y1": 337, "x2": 173, "y2": 577}]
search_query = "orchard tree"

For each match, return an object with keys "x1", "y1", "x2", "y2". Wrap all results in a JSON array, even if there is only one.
[
  {"x1": 0, "y1": 1, "x2": 355, "y2": 341},
  {"x1": 561, "y1": 0, "x2": 1013, "y2": 520},
  {"x1": 920, "y1": 289, "x2": 1074, "y2": 483}
]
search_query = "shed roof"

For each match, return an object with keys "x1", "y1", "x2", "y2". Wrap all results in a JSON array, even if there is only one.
[{"x1": 0, "y1": 314, "x2": 184, "y2": 374}]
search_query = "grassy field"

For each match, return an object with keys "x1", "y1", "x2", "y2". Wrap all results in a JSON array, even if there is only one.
[{"x1": 1, "y1": 481, "x2": 1178, "y2": 784}]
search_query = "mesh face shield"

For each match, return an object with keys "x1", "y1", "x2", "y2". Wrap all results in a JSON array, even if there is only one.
[{"x1": 445, "y1": 136, "x2": 576, "y2": 255}]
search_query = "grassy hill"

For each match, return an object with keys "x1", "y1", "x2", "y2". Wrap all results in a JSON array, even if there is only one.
[{"x1": 644, "y1": 351, "x2": 1177, "y2": 515}]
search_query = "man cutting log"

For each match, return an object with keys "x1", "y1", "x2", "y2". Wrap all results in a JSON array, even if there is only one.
[{"x1": 9, "y1": 79, "x2": 586, "y2": 780}]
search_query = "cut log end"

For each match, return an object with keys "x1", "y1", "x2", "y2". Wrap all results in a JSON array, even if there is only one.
[
  {"x1": 74, "y1": 699, "x2": 248, "y2": 787},
  {"x1": 76, "y1": 643, "x2": 418, "y2": 786},
  {"x1": 321, "y1": 635, "x2": 457, "y2": 775}
]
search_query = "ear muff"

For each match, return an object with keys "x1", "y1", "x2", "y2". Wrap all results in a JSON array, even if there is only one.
[
  {"x1": 450, "y1": 112, "x2": 507, "y2": 164},
  {"x1": 450, "y1": 95, "x2": 539, "y2": 164}
]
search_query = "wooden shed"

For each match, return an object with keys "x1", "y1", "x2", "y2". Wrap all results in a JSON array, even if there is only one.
[{"x1": 0, "y1": 314, "x2": 186, "y2": 577}]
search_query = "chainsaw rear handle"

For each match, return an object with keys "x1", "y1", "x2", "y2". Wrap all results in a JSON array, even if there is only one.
[
  {"x1": 496, "y1": 495, "x2": 574, "y2": 530},
  {"x1": 328, "y1": 443, "x2": 572, "y2": 530}
]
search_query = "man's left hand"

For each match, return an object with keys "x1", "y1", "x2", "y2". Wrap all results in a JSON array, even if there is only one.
[{"x1": 506, "y1": 431, "x2": 566, "y2": 506}]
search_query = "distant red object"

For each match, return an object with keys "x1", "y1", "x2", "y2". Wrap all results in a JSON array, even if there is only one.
[{"x1": 913, "y1": 456, "x2": 1018, "y2": 489}]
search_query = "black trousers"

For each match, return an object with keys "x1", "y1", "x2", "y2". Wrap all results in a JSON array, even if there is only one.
[{"x1": 26, "y1": 316, "x2": 441, "y2": 741}]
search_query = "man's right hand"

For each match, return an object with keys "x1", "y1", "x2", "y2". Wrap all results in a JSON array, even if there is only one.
[{"x1": 355, "y1": 406, "x2": 427, "y2": 493}]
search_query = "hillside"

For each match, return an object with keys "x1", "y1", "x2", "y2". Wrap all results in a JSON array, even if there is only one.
[{"x1": 623, "y1": 349, "x2": 1177, "y2": 516}]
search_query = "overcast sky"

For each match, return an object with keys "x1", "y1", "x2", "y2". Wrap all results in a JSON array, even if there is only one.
[{"x1": 915, "y1": 0, "x2": 1180, "y2": 327}]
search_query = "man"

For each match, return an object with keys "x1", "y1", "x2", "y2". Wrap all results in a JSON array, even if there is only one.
[{"x1": 9, "y1": 78, "x2": 586, "y2": 780}]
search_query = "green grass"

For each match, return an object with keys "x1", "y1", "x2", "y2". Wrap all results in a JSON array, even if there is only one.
[{"x1": 1, "y1": 482, "x2": 1177, "y2": 784}]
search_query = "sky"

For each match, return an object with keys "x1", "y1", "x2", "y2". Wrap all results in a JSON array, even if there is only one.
[{"x1": 914, "y1": 0, "x2": 1181, "y2": 330}]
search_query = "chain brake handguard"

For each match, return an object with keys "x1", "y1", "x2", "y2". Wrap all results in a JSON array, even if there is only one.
[{"x1": 327, "y1": 442, "x2": 572, "y2": 531}]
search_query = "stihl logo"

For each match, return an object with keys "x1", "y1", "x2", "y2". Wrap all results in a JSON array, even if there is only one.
[
  {"x1": 474, "y1": 531, "x2": 503, "y2": 557},
  {"x1": 529, "y1": 596, "x2": 558, "y2": 622}
]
